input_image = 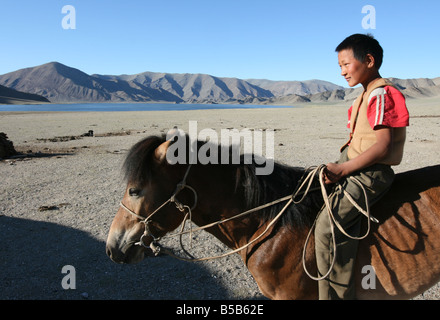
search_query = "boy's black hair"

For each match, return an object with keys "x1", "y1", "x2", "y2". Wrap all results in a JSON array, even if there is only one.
[{"x1": 335, "y1": 33, "x2": 383, "y2": 70}]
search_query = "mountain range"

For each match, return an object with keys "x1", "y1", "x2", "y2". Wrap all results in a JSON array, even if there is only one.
[
  {"x1": 0, "y1": 62, "x2": 439, "y2": 104},
  {"x1": 0, "y1": 84, "x2": 50, "y2": 105}
]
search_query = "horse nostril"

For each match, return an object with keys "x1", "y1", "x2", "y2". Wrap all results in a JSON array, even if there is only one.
[
  {"x1": 106, "y1": 246, "x2": 112, "y2": 258},
  {"x1": 106, "y1": 244, "x2": 126, "y2": 264}
]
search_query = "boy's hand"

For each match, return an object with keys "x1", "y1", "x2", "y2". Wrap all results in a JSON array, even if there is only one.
[{"x1": 323, "y1": 163, "x2": 346, "y2": 184}]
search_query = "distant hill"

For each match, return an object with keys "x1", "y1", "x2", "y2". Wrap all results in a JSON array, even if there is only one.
[
  {"x1": 268, "y1": 77, "x2": 440, "y2": 105},
  {"x1": 0, "y1": 62, "x2": 438, "y2": 104},
  {"x1": 0, "y1": 62, "x2": 181, "y2": 103},
  {"x1": 389, "y1": 77, "x2": 440, "y2": 99},
  {"x1": 0, "y1": 62, "x2": 338, "y2": 104},
  {"x1": 0, "y1": 62, "x2": 273, "y2": 104},
  {"x1": 0, "y1": 84, "x2": 50, "y2": 105},
  {"x1": 245, "y1": 79, "x2": 344, "y2": 97},
  {"x1": 94, "y1": 71, "x2": 274, "y2": 103}
]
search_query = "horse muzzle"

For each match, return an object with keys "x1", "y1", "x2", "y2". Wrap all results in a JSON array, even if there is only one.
[{"x1": 106, "y1": 234, "x2": 156, "y2": 264}]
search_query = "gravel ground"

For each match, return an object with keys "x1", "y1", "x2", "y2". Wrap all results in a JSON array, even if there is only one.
[{"x1": 1, "y1": 100, "x2": 439, "y2": 300}]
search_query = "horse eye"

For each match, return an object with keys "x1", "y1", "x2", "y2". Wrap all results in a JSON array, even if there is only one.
[{"x1": 129, "y1": 188, "x2": 141, "y2": 197}]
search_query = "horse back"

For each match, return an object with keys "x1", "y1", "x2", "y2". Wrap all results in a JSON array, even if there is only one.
[{"x1": 356, "y1": 165, "x2": 440, "y2": 299}]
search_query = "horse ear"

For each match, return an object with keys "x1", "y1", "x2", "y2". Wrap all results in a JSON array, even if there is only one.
[{"x1": 154, "y1": 139, "x2": 172, "y2": 163}]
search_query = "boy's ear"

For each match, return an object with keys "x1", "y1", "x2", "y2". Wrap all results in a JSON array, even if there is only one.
[{"x1": 365, "y1": 53, "x2": 376, "y2": 68}]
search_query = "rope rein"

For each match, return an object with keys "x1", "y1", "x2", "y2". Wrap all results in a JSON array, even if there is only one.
[
  {"x1": 301, "y1": 166, "x2": 377, "y2": 281},
  {"x1": 119, "y1": 164, "x2": 377, "y2": 279}
]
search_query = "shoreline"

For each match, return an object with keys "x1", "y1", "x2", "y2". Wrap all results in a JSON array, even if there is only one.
[{"x1": 0, "y1": 102, "x2": 296, "y2": 113}]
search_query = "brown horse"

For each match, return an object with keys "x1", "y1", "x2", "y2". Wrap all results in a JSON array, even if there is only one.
[{"x1": 106, "y1": 135, "x2": 440, "y2": 299}]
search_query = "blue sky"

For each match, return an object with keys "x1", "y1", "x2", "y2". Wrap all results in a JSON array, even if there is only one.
[{"x1": 0, "y1": 0, "x2": 439, "y2": 87}]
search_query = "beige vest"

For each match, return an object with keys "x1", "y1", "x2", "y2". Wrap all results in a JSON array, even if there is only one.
[{"x1": 342, "y1": 78, "x2": 406, "y2": 166}]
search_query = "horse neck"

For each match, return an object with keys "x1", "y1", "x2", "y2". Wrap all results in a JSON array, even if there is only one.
[
  {"x1": 187, "y1": 163, "x2": 323, "y2": 251},
  {"x1": 184, "y1": 164, "x2": 250, "y2": 248}
]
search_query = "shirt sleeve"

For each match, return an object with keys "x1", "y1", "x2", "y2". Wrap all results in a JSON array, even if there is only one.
[
  {"x1": 347, "y1": 105, "x2": 353, "y2": 129},
  {"x1": 366, "y1": 86, "x2": 409, "y2": 129}
]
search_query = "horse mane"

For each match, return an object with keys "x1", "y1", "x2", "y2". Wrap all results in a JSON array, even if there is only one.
[
  {"x1": 123, "y1": 134, "x2": 321, "y2": 229},
  {"x1": 123, "y1": 134, "x2": 165, "y2": 187},
  {"x1": 240, "y1": 161, "x2": 321, "y2": 229}
]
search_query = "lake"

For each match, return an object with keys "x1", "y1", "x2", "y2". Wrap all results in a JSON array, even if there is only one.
[{"x1": 0, "y1": 103, "x2": 292, "y2": 112}]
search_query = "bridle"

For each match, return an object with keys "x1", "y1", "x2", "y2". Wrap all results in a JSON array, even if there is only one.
[
  {"x1": 119, "y1": 164, "x2": 197, "y2": 256},
  {"x1": 118, "y1": 164, "x2": 325, "y2": 262}
]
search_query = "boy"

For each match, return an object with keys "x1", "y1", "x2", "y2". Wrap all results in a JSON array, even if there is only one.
[{"x1": 314, "y1": 34, "x2": 409, "y2": 299}]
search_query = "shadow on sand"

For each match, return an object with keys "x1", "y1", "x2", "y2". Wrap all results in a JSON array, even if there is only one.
[{"x1": 0, "y1": 216, "x2": 233, "y2": 300}]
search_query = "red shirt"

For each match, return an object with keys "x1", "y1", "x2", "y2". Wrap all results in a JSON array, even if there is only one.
[{"x1": 347, "y1": 85, "x2": 409, "y2": 129}]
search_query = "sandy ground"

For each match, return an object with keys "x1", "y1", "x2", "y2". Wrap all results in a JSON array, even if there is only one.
[{"x1": 1, "y1": 96, "x2": 439, "y2": 300}]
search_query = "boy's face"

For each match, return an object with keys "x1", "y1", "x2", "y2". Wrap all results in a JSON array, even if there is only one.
[{"x1": 338, "y1": 49, "x2": 372, "y2": 87}]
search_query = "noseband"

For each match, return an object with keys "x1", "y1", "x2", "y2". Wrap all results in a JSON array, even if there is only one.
[{"x1": 119, "y1": 164, "x2": 197, "y2": 255}]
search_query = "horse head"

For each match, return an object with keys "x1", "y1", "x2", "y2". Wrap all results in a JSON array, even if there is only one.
[{"x1": 106, "y1": 136, "x2": 193, "y2": 264}]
